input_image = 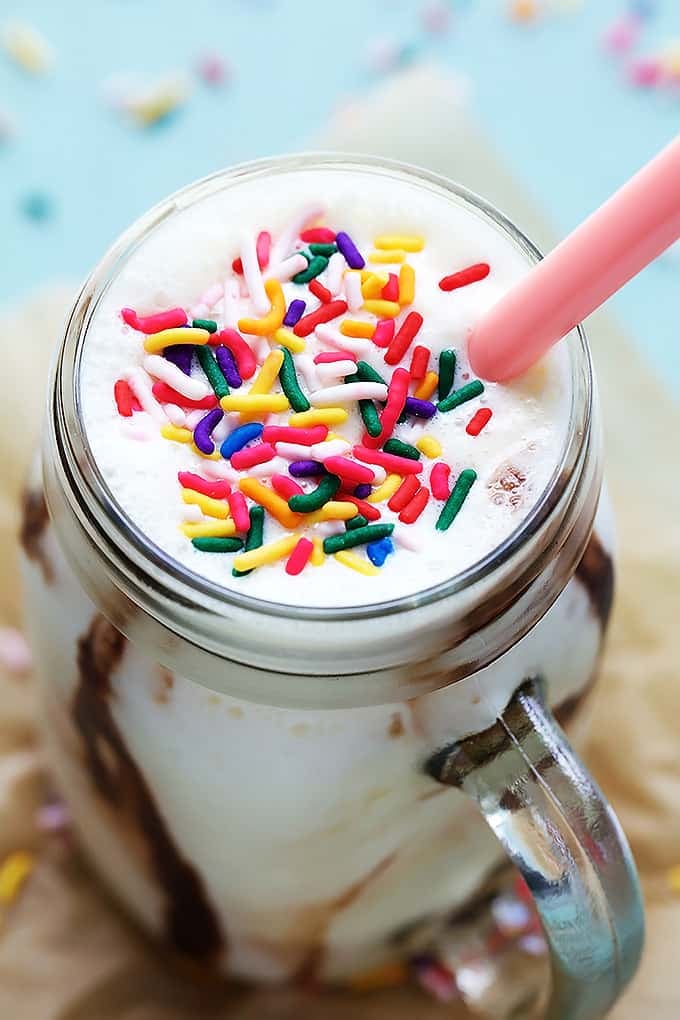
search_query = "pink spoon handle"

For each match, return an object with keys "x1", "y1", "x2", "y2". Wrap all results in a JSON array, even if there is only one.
[{"x1": 468, "y1": 134, "x2": 680, "y2": 382}]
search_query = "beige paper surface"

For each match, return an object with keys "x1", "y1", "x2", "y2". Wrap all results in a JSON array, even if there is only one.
[{"x1": 1, "y1": 66, "x2": 679, "y2": 1018}]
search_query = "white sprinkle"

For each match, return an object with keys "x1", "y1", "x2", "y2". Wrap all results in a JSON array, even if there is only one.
[
  {"x1": 190, "y1": 303, "x2": 210, "y2": 319},
  {"x1": 0, "y1": 627, "x2": 32, "y2": 675},
  {"x1": 394, "y1": 527, "x2": 424, "y2": 552},
  {"x1": 275, "y1": 442, "x2": 314, "y2": 461},
  {"x1": 265, "y1": 253, "x2": 308, "y2": 282},
  {"x1": 200, "y1": 282, "x2": 224, "y2": 310},
  {"x1": 345, "y1": 271, "x2": 363, "y2": 311},
  {"x1": 248, "y1": 456, "x2": 288, "y2": 479},
  {"x1": 184, "y1": 409, "x2": 206, "y2": 429},
  {"x1": 368, "y1": 463, "x2": 387, "y2": 484},
  {"x1": 315, "y1": 324, "x2": 371, "y2": 354},
  {"x1": 310, "y1": 439, "x2": 351, "y2": 459},
  {"x1": 240, "y1": 231, "x2": 269, "y2": 315},
  {"x1": 295, "y1": 353, "x2": 319, "y2": 391},
  {"x1": 165, "y1": 404, "x2": 187, "y2": 427},
  {"x1": 271, "y1": 204, "x2": 325, "y2": 264},
  {"x1": 143, "y1": 354, "x2": 211, "y2": 400},
  {"x1": 325, "y1": 252, "x2": 345, "y2": 295},
  {"x1": 315, "y1": 520, "x2": 346, "y2": 537},
  {"x1": 212, "y1": 415, "x2": 231, "y2": 443},
  {"x1": 251, "y1": 335, "x2": 271, "y2": 364},
  {"x1": 310, "y1": 382, "x2": 387, "y2": 406},
  {"x1": 201, "y1": 460, "x2": 239, "y2": 482},
  {"x1": 222, "y1": 277, "x2": 241, "y2": 327},
  {"x1": 314, "y1": 359, "x2": 357, "y2": 384},
  {"x1": 181, "y1": 504, "x2": 203, "y2": 523},
  {"x1": 125, "y1": 368, "x2": 167, "y2": 423}
]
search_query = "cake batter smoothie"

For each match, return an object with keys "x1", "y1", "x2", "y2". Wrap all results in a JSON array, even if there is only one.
[{"x1": 21, "y1": 157, "x2": 641, "y2": 1013}]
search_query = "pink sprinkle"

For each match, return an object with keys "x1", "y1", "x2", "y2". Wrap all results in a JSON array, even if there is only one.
[
  {"x1": 372, "y1": 319, "x2": 395, "y2": 349},
  {"x1": 256, "y1": 230, "x2": 271, "y2": 269},
  {"x1": 430, "y1": 462, "x2": 451, "y2": 500},
  {"x1": 121, "y1": 307, "x2": 187, "y2": 334},
  {"x1": 36, "y1": 800, "x2": 71, "y2": 833},
  {"x1": 272, "y1": 474, "x2": 303, "y2": 499},
  {"x1": 415, "y1": 962, "x2": 459, "y2": 1003},
  {"x1": 230, "y1": 443, "x2": 276, "y2": 471},
  {"x1": 324, "y1": 456, "x2": 375, "y2": 485},
  {"x1": 178, "y1": 471, "x2": 231, "y2": 498},
  {"x1": 285, "y1": 537, "x2": 314, "y2": 576},
  {"x1": 262, "y1": 425, "x2": 328, "y2": 446},
  {"x1": 314, "y1": 350, "x2": 357, "y2": 364},
  {"x1": 602, "y1": 15, "x2": 640, "y2": 55},
  {"x1": 197, "y1": 52, "x2": 229, "y2": 85},
  {"x1": 353, "y1": 445, "x2": 423, "y2": 476},
  {"x1": 300, "y1": 227, "x2": 336, "y2": 243},
  {"x1": 628, "y1": 56, "x2": 661, "y2": 87},
  {"x1": 228, "y1": 491, "x2": 250, "y2": 532},
  {"x1": 466, "y1": 407, "x2": 493, "y2": 436},
  {"x1": 0, "y1": 627, "x2": 32, "y2": 675},
  {"x1": 381, "y1": 272, "x2": 400, "y2": 302}
]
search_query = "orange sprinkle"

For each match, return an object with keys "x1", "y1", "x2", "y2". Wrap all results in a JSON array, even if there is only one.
[
  {"x1": 238, "y1": 477, "x2": 301, "y2": 529},
  {"x1": 413, "y1": 371, "x2": 438, "y2": 401}
]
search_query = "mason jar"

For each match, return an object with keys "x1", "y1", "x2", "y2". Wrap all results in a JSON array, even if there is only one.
[{"x1": 20, "y1": 156, "x2": 643, "y2": 1020}]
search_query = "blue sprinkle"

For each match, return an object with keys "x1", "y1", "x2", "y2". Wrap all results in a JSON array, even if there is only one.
[
  {"x1": 220, "y1": 422, "x2": 263, "y2": 459},
  {"x1": 336, "y1": 231, "x2": 365, "y2": 270},
  {"x1": 289, "y1": 459, "x2": 326, "y2": 478},
  {"x1": 354, "y1": 483, "x2": 372, "y2": 499},
  {"x1": 366, "y1": 537, "x2": 394, "y2": 567},
  {"x1": 283, "y1": 298, "x2": 306, "y2": 327}
]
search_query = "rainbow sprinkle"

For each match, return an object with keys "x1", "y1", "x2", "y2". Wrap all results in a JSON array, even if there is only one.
[{"x1": 116, "y1": 208, "x2": 494, "y2": 580}]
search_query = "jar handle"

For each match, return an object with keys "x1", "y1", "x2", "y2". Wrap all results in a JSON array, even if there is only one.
[{"x1": 427, "y1": 680, "x2": 644, "y2": 1020}]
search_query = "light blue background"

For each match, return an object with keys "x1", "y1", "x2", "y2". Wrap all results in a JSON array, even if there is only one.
[{"x1": 1, "y1": 1, "x2": 678, "y2": 388}]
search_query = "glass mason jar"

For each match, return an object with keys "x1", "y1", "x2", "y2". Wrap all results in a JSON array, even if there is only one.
[{"x1": 20, "y1": 156, "x2": 643, "y2": 1019}]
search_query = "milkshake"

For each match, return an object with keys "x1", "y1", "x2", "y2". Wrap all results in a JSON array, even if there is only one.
[{"x1": 21, "y1": 157, "x2": 626, "y2": 993}]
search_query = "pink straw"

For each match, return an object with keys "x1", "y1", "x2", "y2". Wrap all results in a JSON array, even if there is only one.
[{"x1": 468, "y1": 135, "x2": 680, "y2": 382}]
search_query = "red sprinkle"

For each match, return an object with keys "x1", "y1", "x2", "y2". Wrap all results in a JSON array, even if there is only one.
[
  {"x1": 324, "y1": 456, "x2": 375, "y2": 485},
  {"x1": 430, "y1": 463, "x2": 451, "y2": 500},
  {"x1": 399, "y1": 486, "x2": 430, "y2": 524},
  {"x1": 388, "y1": 476, "x2": 420, "y2": 512},
  {"x1": 178, "y1": 472, "x2": 231, "y2": 499},
  {"x1": 285, "y1": 537, "x2": 314, "y2": 576},
  {"x1": 121, "y1": 307, "x2": 187, "y2": 334},
  {"x1": 353, "y1": 446, "x2": 423, "y2": 476},
  {"x1": 385, "y1": 311, "x2": 423, "y2": 365},
  {"x1": 372, "y1": 319, "x2": 395, "y2": 349},
  {"x1": 272, "y1": 474, "x2": 304, "y2": 499},
  {"x1": 214, "y1": 328, "x2": 257, "y2": 379},
  {"x1": 114, "y1": 379, "x2": 135, "y2": 417},
  {"x1": 230, "y1": 443, "x2": 276, "y2": 471},
  {"x1": 262, "y1": 425, "x2": 328, "y2": 446},
  {"x1": 300, "y1": 227, "x2": 336, "y2": 243},
  {"x1": 409, "y1": 345, "x2": 430, "y2": 380},
  {"x1": 228, "y1": 491, "x2": 250, "y2": 532},
  {"x1": 381, "y1": 273, "x2": 400, "y2": 302},
  {"x1": 439, "y1": 262, "x2": 490, "y2": 292},
  {"x1": 293, "y1": 300, "x2": 348, "y2": 337},
  {"x1": 309, "y1": 278, "x2": 332, "y2": 303},
  {"x1": 152, "y1": 382, "x2": 218, "y2": 410},
  {"x1": 336, "y1": 495, "x2": 381, "y2": 521},
  {"x1": 256, "y1": 230, "x2": 271, "y2": 269},
  {"x1": 231, "y1": 257, "x2": 243, "y2": 275},
  {"x1": 365, "y1": 367, "x2": 410, "y2": 448},
  {"x1": 314, "y1": 350, "x2": 357, "y2": 364},
  {"x1": 466, "y1": 407, "x2": 493, "y2": 436}
]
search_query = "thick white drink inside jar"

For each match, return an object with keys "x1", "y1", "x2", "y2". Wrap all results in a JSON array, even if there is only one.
[{"x1": 21, "y1": 159, "x2": 614, "y2": 985}]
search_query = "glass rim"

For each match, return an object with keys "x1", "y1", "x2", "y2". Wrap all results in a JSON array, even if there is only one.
[{"x1": 54, "y1": 152, "x2": 593, "y2": 626}]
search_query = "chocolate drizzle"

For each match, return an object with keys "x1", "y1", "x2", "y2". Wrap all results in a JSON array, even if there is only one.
[
  {"x1": 73, "y1": 615, "x2": 224, "y2": 961},
  {"x1": 575, "y1": 530, "x2": 615, "y2": 631},
  {"x1": 19, "y1": 486, "x2": 53, "y2": 583}
]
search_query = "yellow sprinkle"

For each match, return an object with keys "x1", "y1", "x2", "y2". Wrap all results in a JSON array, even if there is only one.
[
  {"x1": 181, "y1": 489, "x2": 230, "y2": 519},
  {"x1": 191, "y1": 444, "x2": 222, "y2": 460},
  {"x1": 274, "y1": 328, "x2": 306, "y2": 354},
  {"x1": 1, "y1": 22, "x2": 52, "y2": 75},
  {"x1": 240, "y1": 350, "x2": 286, "y2": 421},
  {"x1": 667, "y1": 865, "x2": 680, "y2": 894},
  {"x1": 0, "y1": 851, "x2": 34, "y2": 905},
  {"x1": 238, "y1": 279, "x2": 285, "y2": 336},
  {"x1": 303, "y1": 502, "x2": 357, "y2": 526},
  {"x1": 233, "y1": 535, "x2": 299, "y2": 573},
  {"x1": 161, "y1": 424, "x2": 193, "y2": 444},
  {"x1": 368, "y1": 250, "x2": 406, "y2": 264},
  {"x1": 367, "y1": 474, "x2": 402, "y2": 503},
  {"x1": 340, "y1": 320, "x2": 375, "y2": 339},
  {"x1": 144, "y1": 327, "x2": 209, "y2": 354},
  {"x1": 288, "y1": 407, "x2": 349, "y2": 428},
  {"x1": 326, "y1": 432, "x2": 345, "y2": 442},
  {"x1": 310, "y1": 536, "x2": 325, "y2": 566},
  {"x1": 398, "y1": 264, "x2": 415, "y2": 306},
  {"x1": 374, "y1": 235, "x2": 424, "y2": 253},
  {"x1": 239, "y1": 478, "x2": 301, "y2": 529},
  {"x1": 361, "y1": 273, "x2": 389, "y2": 299},
  {"x1": 181, "y1": 520, "x2": 236, "y2": 539},
  {"x1": 348, "y1": 961, "x2": 409, "y2": 991},
  {"x1": 220, "y1": 394, "x2": 289, "y2": 414},
  {"x1": 416, "y1": 435, "x2": 442, "y2": 459},
  {"x1": 413, "y1": 371, "x2": 438, "y2": 401},
  {"x1": 334, "y1": 550, "x2": 380, "y2": 576},
  {"x1": 363, "y1": 299, "x2": 401, "y2": 319}
]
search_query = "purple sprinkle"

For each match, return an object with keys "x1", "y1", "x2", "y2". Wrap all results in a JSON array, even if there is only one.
[
  {"x1": 404, "y1": 396, "x2": 437, "y2": 419},
  {"x1": 215, "y1": 346, "x2": 242, "y2": 388},
  {"x1": 335, "y1": 231, "x2": 365, "y2": 270},
  {"x1": 163, "y1": 344, "x2": 193, "y2": 375},
  {"x1": 289, "y1": 460, "x2": 326, "y2": 478},
  {"x1": 354, "y1": 483, "x2": 372, "y2": 499},
  {"x1": 283, "y1": 298, "x2": 306, "y2": 327},
  {"x1": 193, "y1": 408, "x2": 223, "y2": 455}
]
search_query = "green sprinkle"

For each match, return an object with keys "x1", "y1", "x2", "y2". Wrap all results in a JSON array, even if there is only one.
[
  {"x1": 346, "y1": 514, "x2": 369, "y2": 530},
  {"x1": 383, "y1": 438, "x2": 421, "y2": 461},
  {"x1": 192, "y1": 318, "x2": 218, "y2": 333},
  {"x1": 436, "y1": 469, "x2": 477, "y2": 532},
  {"x1": 437, "y1": 379, "x2": 484, "y2": 413},
  {"x1": 288, "y1": 474, "x2": 340, "y2": 513},
  {"x1": 196, "y1": 346, "x2": 229, "y2": 399},
  {"x1": 348, "y1": 362, "x2": 384, "y2": 437},
  {"x1": 323, "y1": 523, "x2": 394, "y2": 555},
  {"x1": 279, "y1": 347, "x2": 310, "y2": 412},
  {"x1": 192, "y1": 537, "x2": 244, "y2": 553},
  {"x1": 438, "y1": 349, "x2": 456, "y2": 401},
  {"x1": 233, "y1": 506, "x2": 265, "y2": 577},
  {"x1": 308, "y1": 242, "x2": 337, "y2": 257},
  {"x1": 355, "y1": 361, "x2": 387, "y2": 386},
  {"x1": 293, "y1": 254, "x2": 328, "y2": 284}
]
